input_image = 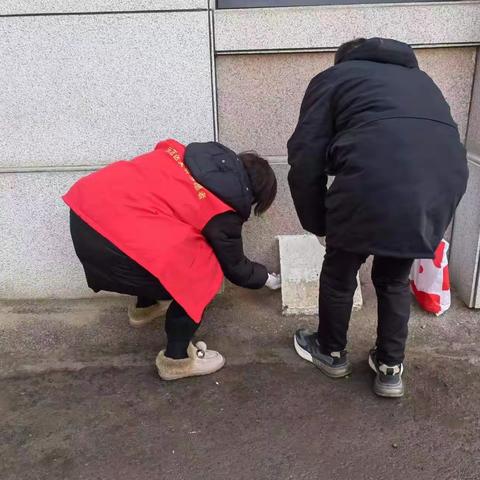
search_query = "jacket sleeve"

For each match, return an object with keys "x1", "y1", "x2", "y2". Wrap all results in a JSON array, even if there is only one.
[
  {"x1": 202, "y1": 212, "x2": 268, "y2": 289},
  {"x1": 287, "y1": 71, "x2": 335, "y2": 236}
]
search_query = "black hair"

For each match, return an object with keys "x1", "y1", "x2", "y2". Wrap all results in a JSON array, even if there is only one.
[
  {"x1": 334, "y1": 38, "x2": 367, "y2": 65},
  {"x1": 238, "y1": 151, "x2": 277, "y2": 216}
]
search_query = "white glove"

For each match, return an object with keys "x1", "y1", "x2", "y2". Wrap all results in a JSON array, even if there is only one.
[{"x1": 265, "y1": 273, "x2": 281, "y2": 290}]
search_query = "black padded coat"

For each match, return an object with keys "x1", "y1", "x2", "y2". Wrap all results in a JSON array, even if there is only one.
[{"x1": 288, "y1": 38, "x2": 468, "y2": 258}]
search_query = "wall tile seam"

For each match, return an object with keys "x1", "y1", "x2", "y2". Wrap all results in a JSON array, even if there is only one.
[
  {"x1": 0, "y1": 157, "x2": 289, "y2": 173},
  {"x1": 212, "y1": 3, "x2": 480, "y2": 23},
  {"x1": 0, "y1": 164, "x2": 289, "y2": 174},
  {"x1": 4, "y1": 1, "x2": 477, "y2": 16},
  {"x1": 214, "y1": 1, "x2": 480, "y2": 12},
  {"x1": 0, "y1": 165, "x2": 107, "y2": 174},
  {"x1": 208, "y1": 0, "x2": 219, "y2": 141},
  {"x1": 6, "y1": 155, "x2": 475, "y2": 172},
  {"x1": 215, "y1": 43, "x2": 480, "y2": 54},
  {"x1": 0, "y1": 8, "x2": 209, "y2": 18}
]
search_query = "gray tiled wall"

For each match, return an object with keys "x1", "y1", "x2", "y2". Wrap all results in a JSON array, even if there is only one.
[
  {"x1": 1, "y1": 12, "x2": 214, "y2": 168},
  {"x1": 467, "y1": 54, "x2": 480, "y2": 156},
  {"x1": 0, "y1": 172, "x2": 95, "y2": 298},
  {"x1": 214, "y1": 3, "x2": 480, "y2": 52},
  {"x1": 1, "y1": 1, "x2": 479, "y2": 299},
  {"x1": 217, "y1": 48, "x2": 476, "y2": 272},
  {"x1": 217, "y1": 48, "x2": 476, "y2": 156},
  {"x1": 450, "y1": 158, "x2": 480, "y2": 308},
  {"x1": 242, "y1": 164, "x2": 302, "y2": 273},
  {"x1": 451, "y1": 50, "x2": 480, "y2": 308},
  {"x1": 0, "y1": 8, "x2": 215, "y2": 298}
]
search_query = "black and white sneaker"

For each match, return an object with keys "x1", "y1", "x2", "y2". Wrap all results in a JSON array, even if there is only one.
[
  {"x1": 368, "y1": 348, "x2": 404, "y2": 398},
  {"x1": 294, "y1": 328, "x2": 352, "y2": 378}
]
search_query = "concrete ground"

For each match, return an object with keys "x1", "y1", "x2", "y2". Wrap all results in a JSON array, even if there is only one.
[{"x1": 1, "y1": 283, "x2": 479, "y2": 480}]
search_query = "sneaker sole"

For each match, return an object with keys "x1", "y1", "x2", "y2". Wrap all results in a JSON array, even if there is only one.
[
  {"x1": 293, "y1": 335, "x2": 351, "y2": 379},
  {"x1": 368, "y1": 355, "x2": 404, "y2": 398}
]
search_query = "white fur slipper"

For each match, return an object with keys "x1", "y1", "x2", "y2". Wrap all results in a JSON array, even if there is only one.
[{"x1": 156, "y1": 341, "x2": 225, "y2": 381}]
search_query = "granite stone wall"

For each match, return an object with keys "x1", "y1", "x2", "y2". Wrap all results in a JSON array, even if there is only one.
[
  {"x1": 1, "y1": 1, "x2": 479, "y2": 299},
  {"x1": 0, "y1": 2, "x2": 215, "y2": 298},
  {"x1": 451, "y1": 50, "x2": 480, "y2": 308}
]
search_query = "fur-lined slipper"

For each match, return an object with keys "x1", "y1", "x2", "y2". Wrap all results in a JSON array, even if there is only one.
[{"x1": 156, "y1": 341, "x2": 225, "y2": 380}]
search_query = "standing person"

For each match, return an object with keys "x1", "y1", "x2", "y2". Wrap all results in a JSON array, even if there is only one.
[
  {"x1": 288, "y1": 38, "x2": 468, "y2": 397},
  {"x1": 64, "y1": 139, "x2": 280, "y2": 381}
]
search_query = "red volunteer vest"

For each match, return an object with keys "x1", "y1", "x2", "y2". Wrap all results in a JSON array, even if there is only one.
[{"x1": 63, "y1": 139, "x2": 232, "y2": 322}]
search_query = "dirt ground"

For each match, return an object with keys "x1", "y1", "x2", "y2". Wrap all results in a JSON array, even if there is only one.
[{"x1": 1, "y1": 283, "x2": 479, "y2": 480}]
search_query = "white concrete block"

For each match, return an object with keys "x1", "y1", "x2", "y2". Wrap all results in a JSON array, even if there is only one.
[{"x1": 278, "y1": 234, "x2": 362, "y2": 315}]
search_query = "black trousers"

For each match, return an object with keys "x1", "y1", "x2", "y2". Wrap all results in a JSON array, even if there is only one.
[
  {"x1": 138, "y1": 297, "x2": 199, "y2": 359},
  {"x1": 137, "y1": 296, "x2": 199, "y2": 359},
  {"x1": 164, "y1": 302, "x2": 199, "y2": 358},
  {"x1": 318, "y1": 247, "x2": 414, "y2": 365},
  {"x1": 70, "y1": 210, "x2": 199, "y2": 359}
]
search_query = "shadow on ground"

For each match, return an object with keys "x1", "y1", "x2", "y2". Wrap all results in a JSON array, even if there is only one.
[{"x1": 1, "y1": 284, "x2": 479, "y2": 479}]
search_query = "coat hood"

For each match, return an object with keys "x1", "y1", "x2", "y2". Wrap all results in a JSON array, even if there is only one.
[
  {"x1": 339, "y1": 38, "x2": 419, "y2": 69},
  {"x1": 185, "y1": 142, "x2": 254, "y2": 221}
]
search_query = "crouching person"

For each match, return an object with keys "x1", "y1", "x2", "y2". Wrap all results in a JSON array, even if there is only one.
[
  {"x1": 63, "y1": 139, "x2": 279, "y2": 380},
  {"x1": 288, "y1": 38, "x2": 468, "y2": 397}
]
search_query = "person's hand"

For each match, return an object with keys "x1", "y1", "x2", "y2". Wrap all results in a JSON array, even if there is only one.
[{"x1": 265, "y1": 273, "x2": 281, "y2": 290}]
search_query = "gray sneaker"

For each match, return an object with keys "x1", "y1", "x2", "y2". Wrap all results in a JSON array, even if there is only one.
[
  {"x1": 368, "y1": 348, "x2": 404, "y2": 398},
  {"x1": 294, "y1": 328, "x2": 352, "y2": 378}
]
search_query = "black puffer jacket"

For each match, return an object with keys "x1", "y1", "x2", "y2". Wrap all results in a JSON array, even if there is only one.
[
  {"x1": 186, "y1": 142, "x2": 268, "y2": 288},
  {"x1": 288, "y1": 38, "x2": 468, "y2": 258}
]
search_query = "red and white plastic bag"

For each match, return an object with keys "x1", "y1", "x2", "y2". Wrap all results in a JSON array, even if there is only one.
[{"x1": 409, "y1": 240, "x2": 451, "y2": 316}]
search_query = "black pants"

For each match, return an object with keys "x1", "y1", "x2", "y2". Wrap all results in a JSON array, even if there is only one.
[
  {"x1": 137, "y1": 296, "x2": 199, "y2": 359},
  {"x1": 70, "y1": 210, "x2": 199, "y2": 359},
  {"x1": 318, "y1": 247, "x2": 414, "y2": 365}
]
